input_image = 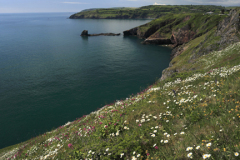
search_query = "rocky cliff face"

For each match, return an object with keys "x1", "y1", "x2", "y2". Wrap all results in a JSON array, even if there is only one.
[
  {"x1": 189, "y1": 9, "x2": 240, "y2": 61},
  {"x1": 160, "y1": 9, "x2": 240, "y2": 81},
  {"x1": 123, "y1": 27, "x2": 138, "y2": 36},
  {"x1": 123, "y1": 23, "x2": 163, "y2": 39},
  {"x1": 170, "y1": 24, "x2": 196, "y2": 47},
  {"x1": 124, "y1": 15, "x2": 197, "y2": 47},
  {"x1": 123, "y1": 19, "x2": 177, "y2": 39}
]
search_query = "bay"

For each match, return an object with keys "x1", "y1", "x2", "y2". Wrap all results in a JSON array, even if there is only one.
[{"x1": 0, "y1": 12, "x2": 171, "y2": 149}]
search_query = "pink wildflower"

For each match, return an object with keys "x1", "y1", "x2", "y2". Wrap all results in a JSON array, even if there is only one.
[
  {"x1": 155, "y1": 146, "x2": 158, "y2": 149},
  {"x1": 68, "y1": 143, "x2": 73, "y2": 148}
]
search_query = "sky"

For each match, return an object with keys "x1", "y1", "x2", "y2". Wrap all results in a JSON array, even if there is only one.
[{"x1": 0, "y1": 0, "x2": 240, "y2": 13}]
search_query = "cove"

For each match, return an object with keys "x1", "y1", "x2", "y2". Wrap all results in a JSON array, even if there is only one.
[{"x1": 0, "y1": 12, "x2": 172, "y2": 149}]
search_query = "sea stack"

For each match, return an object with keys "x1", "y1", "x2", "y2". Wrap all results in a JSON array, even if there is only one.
[{"x1": 81, "y1": 30, "x2": 89, "y2": 36}]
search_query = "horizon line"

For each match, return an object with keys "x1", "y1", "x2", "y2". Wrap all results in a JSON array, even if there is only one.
[{"x1": 0, "y1": 4, "x2": 239, "y2": 14}]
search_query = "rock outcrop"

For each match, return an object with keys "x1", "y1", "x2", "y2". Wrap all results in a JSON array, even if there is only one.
[
  {"x1": 81, "y1": 30, "x2": 89, "y2": 36},
  {"x1": 123, "y1": 16, "x2": 196, "y2": 46},
  {"x1": 81, "y1": 30, "x2": 121, "y2": 36},
  {"x1": 160, "y1": 9, "x2": 240, "y2": 81},
  {"x1": 123, "y1": 28, "x2": 138, "y2": 36},
  {"x1": 170, "y1": 24, "x2": 196, "y2": 47},
  {"x1": 189, "y1": 9, "x2": 240, "y2": 60},
  {"x1": 143, "y1": 38, "x2": 173, "y2": 45},
  {"x1": 123, "y1": 20, "x2": 176, "y2": 39},
  {"x1": 88, "y1": 33, "x2": 121, "y2": 36},
  {"x1": 70, "y1": 14, "x2": 85, "y2": 19}
]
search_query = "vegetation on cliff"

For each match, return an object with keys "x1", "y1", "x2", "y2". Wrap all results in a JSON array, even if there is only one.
[
  {"x1": 1, "y1": 7, "x2": 240, "y2": 160},
  {"x1": 69, "y1": 5, "x2": 225, "y2": 19},
  {"x1": 123, "y1": 13, "x2": 228, "y2": 46}
]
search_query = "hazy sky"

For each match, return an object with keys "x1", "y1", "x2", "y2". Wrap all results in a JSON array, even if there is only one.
[{"x1": 0, "y1": 0, "x2": 240, "y2": 13}]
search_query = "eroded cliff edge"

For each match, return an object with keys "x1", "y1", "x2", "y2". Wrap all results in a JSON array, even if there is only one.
[{"x1": 123, "y1": 10, "x2": 240, "y2": 81}]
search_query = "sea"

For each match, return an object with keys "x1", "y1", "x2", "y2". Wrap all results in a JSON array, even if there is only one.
[{"x1": 0, "y1": 12, "x2": 172, "y2": 149}]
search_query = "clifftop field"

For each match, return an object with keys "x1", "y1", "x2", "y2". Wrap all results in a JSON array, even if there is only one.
[
  {"x1": 69, "y1": 5, "x2": 225, "y2": 19},
  {"x1": 1, "y1": 6, "x2": 240, "y2": 160}
]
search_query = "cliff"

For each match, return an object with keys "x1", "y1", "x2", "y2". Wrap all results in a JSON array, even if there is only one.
[
  {"x1": 123, "y1": 10, "x2": 240, "y2": 81},
  {"x1": 123, "y1": 13, "x2": 227, "y2": 46},
  {"x1": 2, "y1": 8, "x2": 240, "y2": 160},
  {"x1": 160, "y1": 9, "x2": 240, "y2": 81}
]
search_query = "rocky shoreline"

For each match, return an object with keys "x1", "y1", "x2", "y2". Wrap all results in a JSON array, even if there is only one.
[
  {"x1": 123, "y1": 9, "x2": 240, "y2": 81},
  {"x1": 81, "y1": 30, "x2": 121, "y2": 36}
]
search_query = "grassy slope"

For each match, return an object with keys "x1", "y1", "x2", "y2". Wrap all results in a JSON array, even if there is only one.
[
  {"x1": 1, "y1": 42, "x2": 240, "y2": 160},
  {"x1": 165, "y1": 13, "x2": 238, "y2": 82},
  {"x1": 130, "y1": 13, "x2": 227, "y2": 39},
  {"x1": 134, "y1": 13, "x2": 226, "y2": 40},
  {"x1": 70, "y1": 5, "x2": 225, "y2": 19},
  {"x1": 1, "y1": 11, "x2": 240, "y2": 160}
]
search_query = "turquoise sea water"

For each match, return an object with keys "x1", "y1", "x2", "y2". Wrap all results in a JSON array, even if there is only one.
[{"x1": 0, "y1": 12, "x2": 172, "y2": 149}]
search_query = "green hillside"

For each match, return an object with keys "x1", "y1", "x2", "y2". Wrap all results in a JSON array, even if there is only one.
[
  {"x1": 69, "y1": 5, "x2": 225, "y2": 19},
  {"x1": 1, "y1": 7, "x2": 240, "y2": 160}
]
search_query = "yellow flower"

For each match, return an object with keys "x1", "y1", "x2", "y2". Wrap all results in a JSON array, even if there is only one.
[{"x1": 223, "y1": 148, "x2": 226, "y2": 152}]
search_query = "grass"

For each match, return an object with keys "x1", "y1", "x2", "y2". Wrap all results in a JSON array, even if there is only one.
[
  {"x1": 1, "y1": 40, "x2": 240, "y2": 159},
  {"x1": 1, "y1": 8, "x2": 240, "y2": 160},
  {"x1": 135, "y1": 13, "x2": 226, "y2": 40},
  {"x1": 70, "y1": 5, "x2": 225, "y2": 19}
]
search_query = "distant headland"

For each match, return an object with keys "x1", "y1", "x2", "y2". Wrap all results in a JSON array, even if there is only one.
[{"x1": 69, "y1": 5, "x2": 225, "y2": 19}]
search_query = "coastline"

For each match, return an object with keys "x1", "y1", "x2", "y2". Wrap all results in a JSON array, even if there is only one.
[{"x1": 1, "y1": 8, "x2": 240, "y2": 159}]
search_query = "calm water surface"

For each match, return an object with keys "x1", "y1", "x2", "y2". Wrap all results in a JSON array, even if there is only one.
[{"x1": 0, "y1": 12, "x2": 172, "y2": 149}]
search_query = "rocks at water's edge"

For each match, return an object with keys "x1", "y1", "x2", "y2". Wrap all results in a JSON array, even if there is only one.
[
  {"x1": 80, "y1": 30, "x2": 121, "y2": 36},
  {"x1": 123, "y1": 9, "x2": 240, "y2": 82},
  {"x1": 81, "y1": 30, "x2": 89, "y2": 36}
]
